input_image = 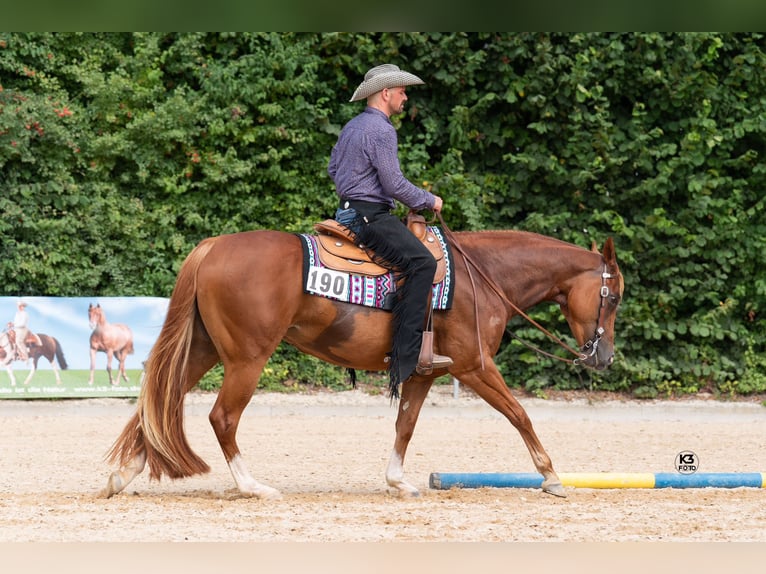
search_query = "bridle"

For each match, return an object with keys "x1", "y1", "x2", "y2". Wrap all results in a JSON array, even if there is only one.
[
  {"x1": 436, "y1": 213, "x2": 620, "y2": 368},
  {"x1": 573, "y1": 264, "x2": 620, "y2": 366}
]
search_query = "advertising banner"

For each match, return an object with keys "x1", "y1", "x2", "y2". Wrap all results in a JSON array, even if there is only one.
[{"x1": 0, "y1": 296, "x2": 168, "y2": 399}]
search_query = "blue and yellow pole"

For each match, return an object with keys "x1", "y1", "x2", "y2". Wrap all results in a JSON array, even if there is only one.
[{"x1": 429, "y1": 472, "x2": 766, "y2": 490}]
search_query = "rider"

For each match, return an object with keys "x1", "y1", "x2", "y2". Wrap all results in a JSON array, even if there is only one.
[
  {"x1": 13, "y1": 300, "x2": 31, "y2": 362},
  {"x1": 328, "y1": 63, "x2": 453, "y2": 393}
]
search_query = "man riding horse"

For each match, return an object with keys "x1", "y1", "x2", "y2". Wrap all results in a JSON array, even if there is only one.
[
  {"x1": 328, "y1": 63, "x2": 453, "y2": 392},
  {"x1": 10, "y1": 300, "x2": 41, "y2": 362}
]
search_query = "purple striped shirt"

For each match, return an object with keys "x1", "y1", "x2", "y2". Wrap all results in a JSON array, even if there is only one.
[{"x1": 328, "y1": 107, "x2": 435, "y2": 210}]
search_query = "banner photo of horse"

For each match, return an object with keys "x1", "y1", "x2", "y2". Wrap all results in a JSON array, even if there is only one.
[{"x1": 0, "y1": 297, "x2": 168, "y2": 399}]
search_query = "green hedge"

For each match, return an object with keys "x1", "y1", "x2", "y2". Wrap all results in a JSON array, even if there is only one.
[{"x1": 2, "y1": 32, "x2": 765, "y2": 397}]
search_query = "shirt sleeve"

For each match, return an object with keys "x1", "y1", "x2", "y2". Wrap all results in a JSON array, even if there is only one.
[{"x1": 369, "y1": 126, "x2": 435, "y2": 210}]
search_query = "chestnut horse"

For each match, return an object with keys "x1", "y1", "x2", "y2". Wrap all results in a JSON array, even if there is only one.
[
  {"x1": 0, "y1": 331, "x2": 68, "y2": 386},
  {"x1": 103, "y1": 228, "x2": 623, "y2": 500},
  {"x1": 88, "y1": 303, "x2": 134, "y2": 386}
]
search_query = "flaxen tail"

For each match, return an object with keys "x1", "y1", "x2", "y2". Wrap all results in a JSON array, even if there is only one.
[{"x1": 106, "y1": 237, "x2": 218, "y2": 480}]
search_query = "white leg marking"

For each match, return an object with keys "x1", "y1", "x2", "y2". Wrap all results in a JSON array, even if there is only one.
[
  {"x1": 385, "y1": 449, "x2": 420, "y2": 497},
  {"x1": 5, "y1": 365, "x2": 16, "y2": 386},
  {"x1": 23, "y1": 364, "x2": 36, "y2": 385},
  {"x1": 228, "y1": 454, "x2": 282, "y2": 499},
  {"x1": 102, "y1": 451, "x2": 147, "y2": 498}
]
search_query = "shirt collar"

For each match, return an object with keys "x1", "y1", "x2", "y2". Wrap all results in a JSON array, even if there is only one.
[{"x1": 364, "y1": 106, "x2": 392, "y2": 124}]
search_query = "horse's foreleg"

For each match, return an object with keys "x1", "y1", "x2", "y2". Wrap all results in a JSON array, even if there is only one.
[
  {"x1": 459, "y1": 368, "x2": 566, "y2": 498},
  {"x1": 209, "y1": 362, "x2": 282, "y2": 500},
  {"x1": 105, "y1": 350, "x2": 115, "y2": 385},
  {"x1": 88, "y1": 348, "x2": 97, "y2": 385},
  {"x1": 102, "y1": 450, "x2": 146, "y2": 498},
  {"x1": 386, "y1": 377, "x2": 434, "y2": 497},
  {"x1": 5, "y1": 365, "x2": 17, "y2": 386},
  {"x1": 460, "y1": 368, "x2": 566, "y2": 497}
]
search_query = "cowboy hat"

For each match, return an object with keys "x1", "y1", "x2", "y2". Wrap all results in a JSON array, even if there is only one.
[{"x1": 349, "y1": 64, "x2": 425, "y2": 102}]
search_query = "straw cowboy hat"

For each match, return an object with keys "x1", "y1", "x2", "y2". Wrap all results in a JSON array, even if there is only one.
[{"x1": 349, "y1": 64, "x2": 425, "y2": 102}]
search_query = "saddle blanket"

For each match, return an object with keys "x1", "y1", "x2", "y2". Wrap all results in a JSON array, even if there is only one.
[{"x1": 299, "y1": 226, "x2": 454, "y2": 311}]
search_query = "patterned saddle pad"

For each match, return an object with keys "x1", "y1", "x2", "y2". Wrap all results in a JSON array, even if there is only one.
[{"x1": 298, "y1": 226, "x2": 454, "y2": 311}]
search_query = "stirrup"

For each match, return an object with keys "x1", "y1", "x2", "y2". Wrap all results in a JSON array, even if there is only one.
[{"x1": 416, "y1": 353, "x2": 453, "y2": 375}]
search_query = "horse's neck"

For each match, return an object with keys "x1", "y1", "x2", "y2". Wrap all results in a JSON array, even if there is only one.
[{"x1": 459, "y1": 230, "x2": 599, "y2": 308}]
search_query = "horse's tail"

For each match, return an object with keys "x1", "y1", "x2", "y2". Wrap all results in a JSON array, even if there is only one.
[
  {"x1": 53, "y1": 337, "x2": 68, "y2": 370},
  {"x1": 106, "y1": 237, "x2": 218, "y2": 480}
]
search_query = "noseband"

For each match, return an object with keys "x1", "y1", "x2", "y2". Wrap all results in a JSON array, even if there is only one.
[{"x1": 574, "y1": 264, "x2": 619, "y2": 365}]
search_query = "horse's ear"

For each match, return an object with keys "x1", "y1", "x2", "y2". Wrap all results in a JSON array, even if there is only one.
[
  {"x1": 88, "y1": 303, "x2": 93, "y2": 310},
  {"x1": 590, "y1": 240, "x2": 599, "y2": 253},
  {"x1": 602, "y1": 237, "x2": 616, "y2": 264}
]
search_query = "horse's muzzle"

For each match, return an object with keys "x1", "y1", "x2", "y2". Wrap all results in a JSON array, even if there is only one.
[
  {"x1": 578, "y1": 347, "x2": 614, "y2": 371},
  {"x1": 594, "y1": 354, "x2": 614, "y2": 371}
]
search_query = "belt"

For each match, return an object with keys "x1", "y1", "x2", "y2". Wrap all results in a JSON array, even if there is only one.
[{"x1": 339, "y1": 199, "x2": 393, "y2": 214}]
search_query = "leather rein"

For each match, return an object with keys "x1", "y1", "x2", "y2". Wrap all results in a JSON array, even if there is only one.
[{"x1": 435, "y1": 212, "x2": 616, "y2": 368}]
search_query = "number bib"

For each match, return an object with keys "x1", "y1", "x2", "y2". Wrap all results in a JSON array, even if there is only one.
[{"x1": 306, "y1": 266, "x2": 350, "y2": 301}]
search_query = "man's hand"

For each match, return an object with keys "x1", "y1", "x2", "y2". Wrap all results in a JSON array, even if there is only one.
[{"x1": 432, "y1": 195, "x2": 444, "y2": 212}]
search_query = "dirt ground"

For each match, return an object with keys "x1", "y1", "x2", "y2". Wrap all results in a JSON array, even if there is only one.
[{"x1": 1, "y1": 385, "x2": 765, "y2": 545}]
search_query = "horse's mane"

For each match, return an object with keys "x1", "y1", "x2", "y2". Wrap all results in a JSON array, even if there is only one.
[{"x1": 450, "y1": 229, "x2": 591, "y2": 252}]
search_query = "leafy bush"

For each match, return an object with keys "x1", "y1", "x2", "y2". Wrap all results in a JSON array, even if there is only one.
[{"x1": 2, "y1": 32, "x2": 764, "y2": 396}]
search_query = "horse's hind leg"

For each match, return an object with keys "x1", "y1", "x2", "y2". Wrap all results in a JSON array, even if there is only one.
[
  {"x1": 386, "y1": 377, "x2": 434, "y2": 497},
  {"x1": 102, "y1": 449, "x2": 146, "y2": 498},
  {"x1": 103, "y1": 326, "x2": 219, "y2": 499},
  {"x1": 458, "y1": 365, "x2": 565, "y2": 498},
  {"x1": 22, "y1": 360, "x2": 37, "y2": 385},
  {"x1": 117, "y1": 352, "x2": 130, "y2": 384},
  {"x1": 52, "y1": 362, "x2": 62, "y2": 384},
  {"x1": 121, "y1": 348, "x2": 132, "y2": 383},
  {"x1": 209, "y1": 357, "x2": 282, "y2": 500}
]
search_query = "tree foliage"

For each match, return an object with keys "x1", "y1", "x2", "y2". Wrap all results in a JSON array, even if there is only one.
[{"x1": 2, "y1": 32, "x2": 764, "y2": 396}]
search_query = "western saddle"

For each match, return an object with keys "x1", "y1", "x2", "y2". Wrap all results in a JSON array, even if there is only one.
[{"x1": 312, "y1": 211, "x2": 446, "y2": 281}]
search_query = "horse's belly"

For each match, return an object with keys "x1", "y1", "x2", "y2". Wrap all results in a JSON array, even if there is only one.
[{"x1": 286, "y1": 300, "x2": 392, "y2": 371}]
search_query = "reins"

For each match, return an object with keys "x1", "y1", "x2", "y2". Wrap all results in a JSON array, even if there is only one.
[{"x1": 435, "y1": 212, "x2": 587, "y2": 367}]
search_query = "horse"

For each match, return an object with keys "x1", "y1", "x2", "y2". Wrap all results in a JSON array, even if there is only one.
[
  {"x1": 0, "y1": 331, "x2": 68, "y2": 386},
  {"x1": 88, "y1": 303, "x2": 134, "y2": 386},
  {"x1": 0, "y1": 330, "x2": 21, "y2": 385},
  {"x1": 102, "y1": 227, "x2": 623, "y2": 500}
]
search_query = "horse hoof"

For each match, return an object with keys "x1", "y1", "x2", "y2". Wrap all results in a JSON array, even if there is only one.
[
  {"x1": 255, "y1": 488, "x2": 283, "y2": 501},
  {"x1": 392, "y1": 484, "x2": 421, "y2": 498},
  {"x1": 241, "y1": 485, "x2": 283, "y2": 500},
  {"x1": 399, "y1": 489, "x2": 421, "y2": 499},
  {"x1": 101, "y1": 473, "x2": 124, "y2": 499},
  {"x1": 542, "y1": 480, "x2": 567, "y2": 498}
]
